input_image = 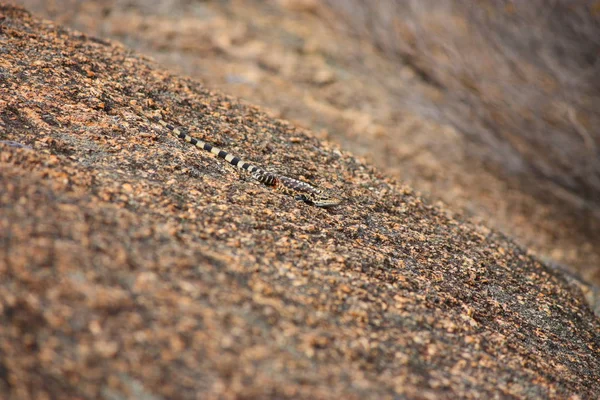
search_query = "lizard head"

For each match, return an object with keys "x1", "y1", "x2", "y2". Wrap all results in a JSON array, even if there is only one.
[{"x1": 296, "y1": 193, "x2": 341, "y2": 208}]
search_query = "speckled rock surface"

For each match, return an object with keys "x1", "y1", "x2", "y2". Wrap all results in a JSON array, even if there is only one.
[
  {"x1": 1, "y1": 5, "x2": 599, "y2": 399},
  {"x1": 15, "y1": 0, "x2": 600, "y2": 289}
]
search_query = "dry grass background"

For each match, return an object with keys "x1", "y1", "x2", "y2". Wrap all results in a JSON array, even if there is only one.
[{"x1": 325, "y1": 0, "x2": 600, "y2": 207}]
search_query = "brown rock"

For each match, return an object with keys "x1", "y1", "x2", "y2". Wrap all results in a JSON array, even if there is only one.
[{"x1": 0, "y1": 4, "x2": 599, "y2": 399}]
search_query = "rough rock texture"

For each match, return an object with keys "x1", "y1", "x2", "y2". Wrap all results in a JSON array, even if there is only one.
[
  {"x1": 15, "y1": 0, "x2": 600, "y2": 290},
  {"x1": 1, "y1": 4, "x2": 599, "y2": 399}
]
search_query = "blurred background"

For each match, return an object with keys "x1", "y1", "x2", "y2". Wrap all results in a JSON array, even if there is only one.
[{"x1": 16, "y1": 0, "x2": 600, "y2": 289}]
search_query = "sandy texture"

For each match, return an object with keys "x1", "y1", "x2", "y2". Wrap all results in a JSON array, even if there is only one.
[{"x1": 1, "y1": 4, "x2": 599, "y2": 399}]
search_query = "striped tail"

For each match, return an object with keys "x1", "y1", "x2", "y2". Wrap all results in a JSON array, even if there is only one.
[{"x1": 156, "y1": 118, "x2": 277, "y2": 186}]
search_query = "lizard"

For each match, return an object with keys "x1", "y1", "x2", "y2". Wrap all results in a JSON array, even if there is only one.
[{"x1": 151, "y1": 116, "x2": 341, "y2": 208}]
